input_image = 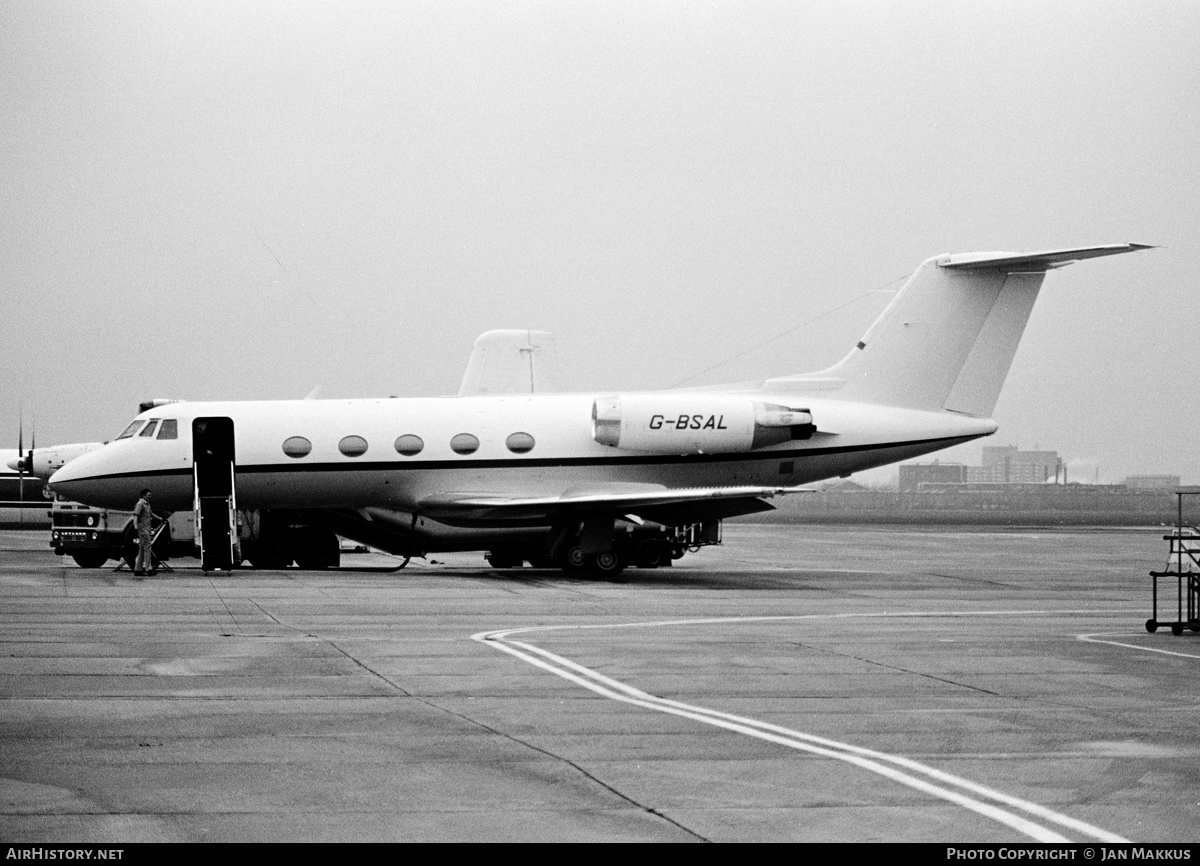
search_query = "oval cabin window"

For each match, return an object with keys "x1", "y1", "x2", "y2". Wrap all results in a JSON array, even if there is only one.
[
  {"x1": 394, "y1": 434, "x2": 424, "y2": 456},
  {"x1": 338, "y1": 435, "x2": 368, "y2": 457},
  {"x1": 450, "y1": 433, "x2": 480, "y2": 455},
  {"x1": 505, "y1": 432, "x2": 535, "y2": 454},
  {"x1": 282, "y1": 436, "x2": 312, "y2": 458}
]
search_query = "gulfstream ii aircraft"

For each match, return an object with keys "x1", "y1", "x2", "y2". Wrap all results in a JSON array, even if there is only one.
[{"x1": 49, "y1": 244, "x2": 1149, "y2": 575}]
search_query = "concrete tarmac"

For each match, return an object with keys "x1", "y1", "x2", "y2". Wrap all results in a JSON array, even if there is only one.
[{"x1": 1, "y1": 525, "x2": 1197, "y2": 843}]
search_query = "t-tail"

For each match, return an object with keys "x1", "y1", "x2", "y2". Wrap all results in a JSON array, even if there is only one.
[{"x1": 765, "y1": 244, "x2": 1153, "y2": 416}]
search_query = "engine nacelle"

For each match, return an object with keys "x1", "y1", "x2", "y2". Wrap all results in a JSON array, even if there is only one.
[{"x1": 592, "y1": 394, "x2": 813, "y2": 454}]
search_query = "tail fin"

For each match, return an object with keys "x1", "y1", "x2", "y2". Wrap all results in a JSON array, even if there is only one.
[
  {"x1": 458, "y1": 329, "x2": 560, "y2": 396},
  {"x1": 766, "y1": 244, "x2": 1151, "y2": 416}
]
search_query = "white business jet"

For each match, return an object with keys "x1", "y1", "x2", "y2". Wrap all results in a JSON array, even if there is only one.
[{"x1": 48, "y1": 244, "x2": 1150, "y2": 575}]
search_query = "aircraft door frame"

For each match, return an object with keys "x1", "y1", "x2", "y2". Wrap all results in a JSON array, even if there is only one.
[{"x1": 192, "y1": 416, "x2": 238, "y2": 571}]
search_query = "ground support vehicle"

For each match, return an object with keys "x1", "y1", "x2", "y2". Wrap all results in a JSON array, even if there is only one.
[{"x1": 50, "y1": 497, "x2": 195, "y2": 569}]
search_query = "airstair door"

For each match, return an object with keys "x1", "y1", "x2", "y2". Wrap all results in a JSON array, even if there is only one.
[{"x1": 192, "y1": 416, "x2": 237, "y2": 571}]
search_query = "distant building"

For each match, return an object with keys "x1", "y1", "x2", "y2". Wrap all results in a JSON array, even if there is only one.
[
  {"x1": 1124, "y1": 475, "x2": 1181, "y2": 490},
  {"x1": 786, "y1": 449, "x2": 1191, "y2": 525},
  {"x1": 898, "y1": 462, "x2": 968, "y2": 492},
  {"x1": 901, "y1": 448, "x2": 1184, "y2": 496},
  {"x1": 820, "y1": 478, "x2": 869, "y2": 492},
  {"x1": 974, "y1": 446, "x2": 1062, "y2": 484}
]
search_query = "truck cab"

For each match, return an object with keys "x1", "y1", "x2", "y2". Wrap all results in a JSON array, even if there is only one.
[{"x1": 50, "y1": 494, "x2": 196, "y2": 569}]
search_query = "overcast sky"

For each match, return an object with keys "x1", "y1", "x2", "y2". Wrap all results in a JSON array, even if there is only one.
[{"x1": 2, "y1": 0, "x2": 1197, "y2": 483}]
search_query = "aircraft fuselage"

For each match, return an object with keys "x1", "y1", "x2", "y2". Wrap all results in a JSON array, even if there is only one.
[{"x1": 49, "y1": 392, "x2": 995, "y2": 517}]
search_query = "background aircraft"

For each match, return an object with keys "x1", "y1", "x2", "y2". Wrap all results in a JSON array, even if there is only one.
[{"x1": 6, "y1": 442, "x2": 106, "y2": 480}]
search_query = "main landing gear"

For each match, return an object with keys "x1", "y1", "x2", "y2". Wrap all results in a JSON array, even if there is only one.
[{"x1": 485, "y1": 519, "x2": 718, "y2": 580}]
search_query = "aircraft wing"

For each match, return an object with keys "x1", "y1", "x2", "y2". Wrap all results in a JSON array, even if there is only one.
[{"x1": 417, "y1": 483, "x2": 812, "y2": 526}]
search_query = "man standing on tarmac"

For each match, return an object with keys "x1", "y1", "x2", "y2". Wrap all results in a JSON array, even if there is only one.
[{"x1": 133, "y1": 488, "x2": 160, "y2": 576}]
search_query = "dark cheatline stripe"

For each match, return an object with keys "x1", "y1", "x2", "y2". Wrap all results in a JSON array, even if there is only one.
[{"x1": 59, "y1": 434, "x2": 983, "y2": 483}]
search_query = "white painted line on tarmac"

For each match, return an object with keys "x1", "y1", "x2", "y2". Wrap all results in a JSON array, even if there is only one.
[
  {"x1": 474, "y1": 613, "x2": 1129, "y2": 843},
  {"x1": 1078, "y1": 631, "x2": 1200, "y2": 659}
]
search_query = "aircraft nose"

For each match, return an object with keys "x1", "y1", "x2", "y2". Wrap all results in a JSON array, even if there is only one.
[
  {"x1": 4, "y1": 456, "x2": 20, "y2": 472},
  {"x1": 47, "y1": 460, "x2": 82, "y2": 493},
  {"x1": 48, "y1": 451, "x2": 116, "y2": 506},
  {"x1": 48, "y1": 444, "x2": 161, "y2": 509}
]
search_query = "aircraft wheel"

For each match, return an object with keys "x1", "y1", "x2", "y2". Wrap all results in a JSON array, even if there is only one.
[
  {"x1": 1146, "y1": 619, "x2": 1158, "y2": 633},
  {"x1": 587, "y1": 550, "x2": 626, "y2": 580},
  {"x1": 249, "y1": 554, "x2": 291, "y2": 569},
  {"x1": 635, "y1": 540, "x2": 668, "y2": 569},
  {"x1": 245, "y1": 536, "x2": 292, "y2": 569},
  {"x1": 1171, "y1": 622, "x2": 1184, "y2": 636},
  {"x1": 71, "y1": 551, "x2": 108, "y2": 569},
  {"x1": 293, "y1": 527, "x2": 340, "y2": 570},
  {"x1": 561, "y1": 545, "x2": 586, "y2": 573}
]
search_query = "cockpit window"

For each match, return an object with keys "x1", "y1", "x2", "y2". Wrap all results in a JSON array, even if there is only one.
[
  {"x1": 116, "y1": 421, "x2": 144, "y2": 440},
  {"x1": 157, "y1": 419, "x2": 178, "y2": 440},
  {"x1": 139, "y1": 420, "x2": 160, "y2": 438}
]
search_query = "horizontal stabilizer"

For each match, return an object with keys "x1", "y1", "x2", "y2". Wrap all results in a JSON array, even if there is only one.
[{"x1": 938, "y1": 243, "x2": 1153, "y2": 272}]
